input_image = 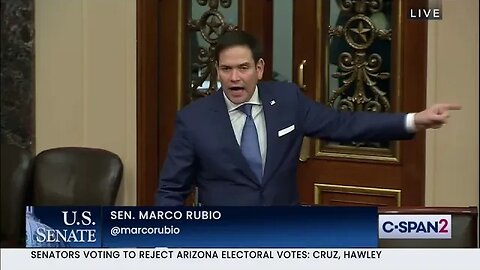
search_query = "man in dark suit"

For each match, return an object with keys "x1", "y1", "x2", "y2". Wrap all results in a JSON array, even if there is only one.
[{"x1": 156, "y1": 31, "x2": 460, "y2": 206}]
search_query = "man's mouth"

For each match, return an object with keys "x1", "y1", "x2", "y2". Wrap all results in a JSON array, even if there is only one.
[{"x1": 230, "y1": 86, "x2": 245, "y2": 91}]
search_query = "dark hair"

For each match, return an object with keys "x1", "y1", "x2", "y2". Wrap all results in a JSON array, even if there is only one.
[{"x1": 214, "y1": 30, "x2": 263, "y2": 63}]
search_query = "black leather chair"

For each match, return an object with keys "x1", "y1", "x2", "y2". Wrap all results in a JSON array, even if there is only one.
[
  {"x1": 1, "y1": 144, "x2": 33, "y2": 247},
  {"x1": 32, "y1": 147, "x2": 123, "y2": 206}
]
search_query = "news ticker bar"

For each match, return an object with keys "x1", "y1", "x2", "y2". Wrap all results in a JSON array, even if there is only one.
[
  {"x1": 25, "y1": 206, "x2": 452, "y2": 248},
  {"x1": 2, "y1": 249, "x2": 479, "y2": 270}
]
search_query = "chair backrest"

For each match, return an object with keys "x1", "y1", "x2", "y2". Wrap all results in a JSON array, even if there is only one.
[
  {"x1": 32, "y1": 147, "x2": 123, "y2": 206},
  {"x1": 1, "y1": 144, "x2": 33, "y2": 247},
  {"x1": 378, "y1": 207, "x2": 478, "y2": 248}
]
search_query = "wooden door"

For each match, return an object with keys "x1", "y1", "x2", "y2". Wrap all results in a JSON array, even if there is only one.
[
  {"x1": 293, "y1": 0, "x2": 427, "y2": 206},
  {"x1": 136, "y1": 0, "x2": 428, "y2": 206}
]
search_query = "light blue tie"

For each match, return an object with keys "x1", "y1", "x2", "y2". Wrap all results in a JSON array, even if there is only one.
[{"x1": 238, "y1": 104, "x2": 263, "y2": 183}]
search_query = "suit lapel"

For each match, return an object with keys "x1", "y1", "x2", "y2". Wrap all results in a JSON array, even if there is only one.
[
  {"x1": 210, "y1": 90, "x2": 260, "y2": 184},
  {"x1": 258, "y1": 84, "x2": 283, "y2": 184}
]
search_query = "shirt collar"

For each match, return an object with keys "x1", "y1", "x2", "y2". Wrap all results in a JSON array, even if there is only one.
[{"x1": 223, "y1": 85, "x2": 261, "y2": 112}]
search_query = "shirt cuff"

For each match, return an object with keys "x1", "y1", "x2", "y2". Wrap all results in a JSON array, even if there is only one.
[{"x1": 405, "y1": 113, "x2": 417, "y2": 133}]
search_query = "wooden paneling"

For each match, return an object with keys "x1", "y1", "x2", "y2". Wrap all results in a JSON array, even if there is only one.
[
  {"x1": 399, "y1": 0, "x2": 428, "y2": 206},
  {"x1": 315, "y1": 184, "x2": 401, "y2": 207},
  {"x1": 239, "y1": 0, "x2": 273, "y2": 80},
  {"x1": 136, "y1": 0, "x2": 160, "y2": 206}
]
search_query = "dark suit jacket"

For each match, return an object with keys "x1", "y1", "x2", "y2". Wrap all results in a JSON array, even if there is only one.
[{"x1": 156, "y1": 82, "x2": 413, "y2": 206}]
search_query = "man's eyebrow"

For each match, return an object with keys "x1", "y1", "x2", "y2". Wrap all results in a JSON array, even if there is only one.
[{"x1": 219, "y1": 62, "x2": 251, "y2": 68}]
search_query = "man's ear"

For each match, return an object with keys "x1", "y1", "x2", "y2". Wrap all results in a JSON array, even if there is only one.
[{"x1": 256, "y1": 58, "x2": 265, "y2": 80}]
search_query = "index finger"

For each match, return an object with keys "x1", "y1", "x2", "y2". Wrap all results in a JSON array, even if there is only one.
[{"x1": 440, "y1": 104, "x2": 462, "y2": 110}]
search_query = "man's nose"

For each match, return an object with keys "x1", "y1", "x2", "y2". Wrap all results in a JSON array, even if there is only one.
[{"x1": 230, "y1": 69, "x2": 240, "y2": 82}]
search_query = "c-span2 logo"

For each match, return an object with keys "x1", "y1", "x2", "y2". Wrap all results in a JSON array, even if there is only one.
[{"x1": 379, "y1": 215, "x2": 451, "y2": 239}]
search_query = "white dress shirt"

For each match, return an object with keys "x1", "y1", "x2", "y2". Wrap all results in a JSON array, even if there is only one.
[
  {"x1": 405, "y1": 113, "x2": 417, "y2": 132},
  {"x1": 223, "y1": 86, "x2": 267, "y2": 172}
]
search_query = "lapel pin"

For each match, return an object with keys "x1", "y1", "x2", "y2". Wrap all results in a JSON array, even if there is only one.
[{"x1": 270, "y1": 100, "x2": 276, "y2": 105}]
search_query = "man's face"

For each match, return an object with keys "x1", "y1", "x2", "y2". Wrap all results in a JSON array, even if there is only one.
[{"x1": 216, "y1": 45, "x2": 264, "y2": 104}]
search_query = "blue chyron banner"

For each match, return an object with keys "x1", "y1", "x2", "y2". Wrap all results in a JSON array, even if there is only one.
[{"x1": 26, "y1": 206, "x2": 378, "y2": 248}]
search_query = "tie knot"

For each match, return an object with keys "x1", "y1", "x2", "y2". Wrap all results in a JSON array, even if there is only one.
[{"x1": 238, "y1": 104, "x2": 253, "y2": 117}]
